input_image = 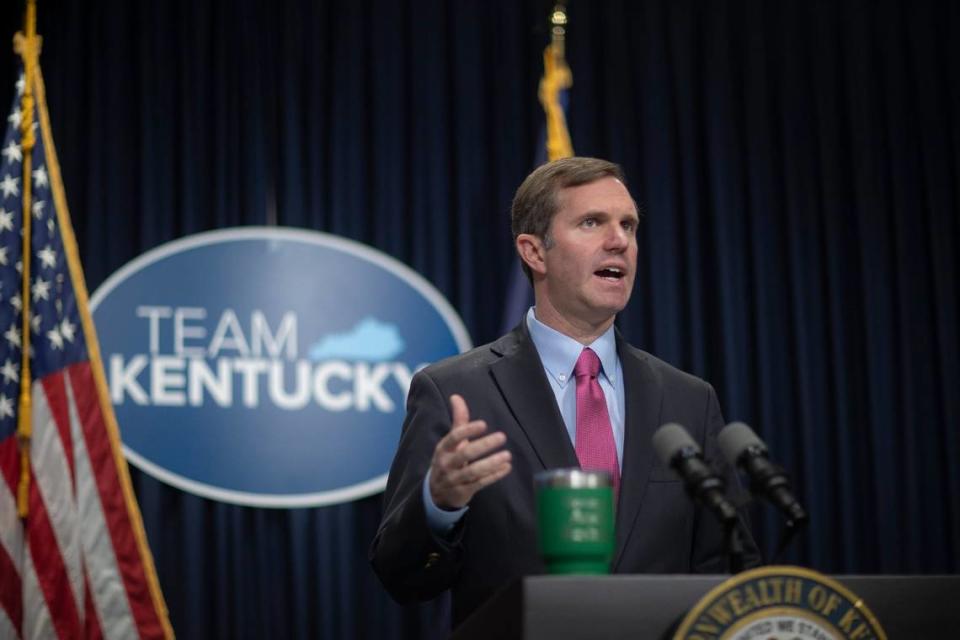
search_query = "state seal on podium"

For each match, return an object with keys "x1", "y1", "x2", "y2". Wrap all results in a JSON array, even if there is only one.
[{"x1": 674, "y1": 566, "x2": 887, "y2": 640}]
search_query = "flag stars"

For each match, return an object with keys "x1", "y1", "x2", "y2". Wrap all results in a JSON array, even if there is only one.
[
  {"x1": 32, "y1": 200, "x2": 45, "y2": 219},
  {"x1": 60, "y1": 317, "x2": 76, "y2": 343},
  {"x1": 47, "y1": 218, "x2": 55, "y2": 234},
  {"x1": 46, "y1": 325, "x2": 63, "y2": 350},
  {"x1": 0, "y1": 359, "x2": 17, "y2": 384},
  {"x1": 31, "y1": 277, "x2": 50, "y2": 302},
  {"x1": 0, "y1": 393, "x2": 13, "y2": 420},
  {"x1": 0, "y1": 174, "x2": 19, "y2": 198},
  {"x1": 33, "y1": 165, "x2": 48, "y2": 189},
  {"x1": 10, "y1": 293, "x2": 21, "y2": 312},
  {"x1": 37, "y1": 245, "x2": 56, "y2": 269},
  {"x1": 0, "y1": 246, "x2": 7, "y2": 266},
  {"x1": 15, "y1": 74, "x2": 25, "y2": 96},
  {"x1": 31, "y1": 313, "x2": 42, "y2": 334},
  {"x1": 4, "y1": 323, "x2": 20, "y2": 349},
  {"x1": 7, "y1": 108, "x2": 21, "y2": 129},
  {"x1": 2, "y1": 141, "x2": 22, "y2": 164},
  {"x1": 0, "y1": 208, "x2": 13, "y2": 231}
]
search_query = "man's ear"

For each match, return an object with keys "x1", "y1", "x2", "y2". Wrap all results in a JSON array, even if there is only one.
[{"x1": 516, "y1": 233, "x2": 547, "y2": 276}]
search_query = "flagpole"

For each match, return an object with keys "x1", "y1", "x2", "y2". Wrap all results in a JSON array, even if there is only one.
[{"x1": 15, "y1": 0, "x2": 40, "y2": 517}]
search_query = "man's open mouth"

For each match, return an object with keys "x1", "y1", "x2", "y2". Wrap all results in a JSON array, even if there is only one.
[{"x1": 595, "y1": 267, "x2": 625, "y2": 280}]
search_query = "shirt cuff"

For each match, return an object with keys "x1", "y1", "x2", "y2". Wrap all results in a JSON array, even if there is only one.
[{"x1": 422, "y1": 468, "x2": 468, "y2": 536}]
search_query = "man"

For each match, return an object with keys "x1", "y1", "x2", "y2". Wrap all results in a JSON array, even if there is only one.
[{"x1": 370, "y1": 157, "x2": 758, "y2": 627}]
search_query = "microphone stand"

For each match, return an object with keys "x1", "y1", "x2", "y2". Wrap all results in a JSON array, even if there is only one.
[
  {"x1": 724, "y1": 521, "x2": 746, "y2": 574},
  {"x1": 771, "y1": 513, "x2": 808, "y2": 564}
]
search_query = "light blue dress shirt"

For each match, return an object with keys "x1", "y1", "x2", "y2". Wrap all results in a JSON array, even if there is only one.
[{"x1": 423, "y1": 306, "x2": 626, "y2": 534}]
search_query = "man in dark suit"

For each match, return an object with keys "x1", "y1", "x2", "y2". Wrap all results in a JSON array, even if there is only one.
[{"x1": 370, "y1": 157, "x2": 758, "y2": 627}]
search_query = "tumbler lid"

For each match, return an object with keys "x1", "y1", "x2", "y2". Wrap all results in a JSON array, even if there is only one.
[{"x1": 534, "y1": 468, "x2": 611, "y2": 489}]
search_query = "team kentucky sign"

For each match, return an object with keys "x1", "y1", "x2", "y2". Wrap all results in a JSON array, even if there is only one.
[{"x1": 89, "y1": 227, "x2": 470, "y2": 508}]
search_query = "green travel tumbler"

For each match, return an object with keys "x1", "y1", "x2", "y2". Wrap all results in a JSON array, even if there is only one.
[{"x1": 534, "y1": 468, "x2": 615, "y2": 574}]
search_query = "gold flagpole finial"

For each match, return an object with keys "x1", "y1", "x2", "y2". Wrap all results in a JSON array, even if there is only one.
[
  {"x1": 14, "y1": 0, "x2": 40, "y2": 151},
  {"x1": 550, "y1": 3, "x2": 568, "y2": 58}
]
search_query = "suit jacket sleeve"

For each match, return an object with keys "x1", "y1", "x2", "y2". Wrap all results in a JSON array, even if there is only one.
[{"x1": 368, "y1": 369, "x2": 466, "y2": 603}]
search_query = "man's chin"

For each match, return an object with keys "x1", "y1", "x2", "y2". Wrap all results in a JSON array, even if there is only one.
[
  {"x1": 593, "y1": 289, "x2": 632, "y2": 312},
  {"x1": 582, "y1": 297, "x2": 631, "y2": 325}
]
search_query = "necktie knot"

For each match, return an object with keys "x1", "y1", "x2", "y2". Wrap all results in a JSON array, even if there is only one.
[{"x1": 574, "y1": 347, "x2": 601, "y2": 380}]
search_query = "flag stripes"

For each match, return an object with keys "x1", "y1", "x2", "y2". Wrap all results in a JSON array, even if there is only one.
[
  {"x1": 26, "y1": 468, "x2": 82, "y2": 638},
  {"x1": 0, "y1": 364, "x2": 159, "y2": 638},
  {"x1": 0, "y1": 511, "x2": 22, "y2": 636},
  {"x1": 66, "y1": 365, "x2": 141, "y2": 638},
  {"x1": 31, "y1": 379, "x2": 85, "y2": 629}
]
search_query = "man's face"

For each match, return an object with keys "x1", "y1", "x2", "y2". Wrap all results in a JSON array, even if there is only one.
[{"x1": 537, "y1": 176, "x2": 639, "y2": 329}]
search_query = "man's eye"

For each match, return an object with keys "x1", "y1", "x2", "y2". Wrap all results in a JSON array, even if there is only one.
[{"x1": 581, "y1": 218, "x2": 597, "y2": 228}]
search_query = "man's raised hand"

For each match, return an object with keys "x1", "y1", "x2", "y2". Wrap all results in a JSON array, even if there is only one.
[{"x1": 428, "y1": 394, "x2": 512, "y2": 510}]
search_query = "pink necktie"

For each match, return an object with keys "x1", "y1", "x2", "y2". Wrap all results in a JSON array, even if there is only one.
[{"x1": 574, "y1": 348, "x2": 620, "y2": 497}]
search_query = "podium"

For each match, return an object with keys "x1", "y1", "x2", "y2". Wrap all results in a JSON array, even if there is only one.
[{"x1": 451, "y1": 574, "x2": 960, "y2": 639}]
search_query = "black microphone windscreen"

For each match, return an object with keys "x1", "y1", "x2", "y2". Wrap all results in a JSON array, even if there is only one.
[
  {"x1": 652, "y1": 422, "x2": 700, "y2": 465},
  {"x1": 718, "y1": 422, "x2": 767, "y2": 464}
]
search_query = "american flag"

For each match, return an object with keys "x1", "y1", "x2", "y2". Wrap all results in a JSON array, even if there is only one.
[{"x1": 0, "y1": 60, "x2": 172, "y2": 639}]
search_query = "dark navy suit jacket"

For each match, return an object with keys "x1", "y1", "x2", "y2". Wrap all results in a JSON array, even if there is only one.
[{"x1": 370, "y1": 322, "x2": 759, "y2": 627}]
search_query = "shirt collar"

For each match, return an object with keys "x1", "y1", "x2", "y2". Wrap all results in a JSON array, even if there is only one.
[{"x1": 525, "y1": 307, "x2": 619, "y2": 389}]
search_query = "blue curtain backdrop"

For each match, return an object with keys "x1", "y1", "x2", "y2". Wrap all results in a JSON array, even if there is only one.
[{"x1": 2, "y1": 0, "x2": 958, "y2": 637}]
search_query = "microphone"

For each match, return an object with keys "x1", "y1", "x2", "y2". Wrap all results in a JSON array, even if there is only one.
[
  {"x1": 718, "y1": 422, "x2": 808, "y2": 527},
  {"x1": 652, "y1": 423, "x2": 738, "y2": 525}
]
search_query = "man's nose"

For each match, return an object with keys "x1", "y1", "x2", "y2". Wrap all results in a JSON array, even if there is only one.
[{"x1": 605, "y1": 224, "x2": 630, "y2": 250}]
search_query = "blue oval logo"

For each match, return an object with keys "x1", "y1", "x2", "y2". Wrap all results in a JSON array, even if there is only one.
[{"x1": 89, "y1": 228, "x2": 470, "y2": 507}]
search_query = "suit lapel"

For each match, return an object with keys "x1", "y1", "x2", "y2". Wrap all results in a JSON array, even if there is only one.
[
  {"x1": 489, "y1": 324, "x2": 579, "y2": 471},
  {"x1": 612, "y1": 335, "x2": 663, "y2": 569}
]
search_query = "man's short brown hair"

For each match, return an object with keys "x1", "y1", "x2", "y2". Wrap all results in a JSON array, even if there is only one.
[{"x1": 511, "y1": 156, "x2": 627, "y2": 281}]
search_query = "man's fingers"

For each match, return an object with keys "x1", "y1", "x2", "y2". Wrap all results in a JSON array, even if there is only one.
[
  {"x1": 472, "y1": 459, "x2": 512, "y2": 490},
  {"x1": 449, "y1": 394, "x2": 470, "y2": 428},
  {"x1": 446, "y1": 431, "x2": 506, "y2": 468},
  {"x1": 449, "y1": 450, "x2": 512, "y2": 485},
  {"x1": 437, "y1": 419, "x2": 487, "y2": 453}
]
